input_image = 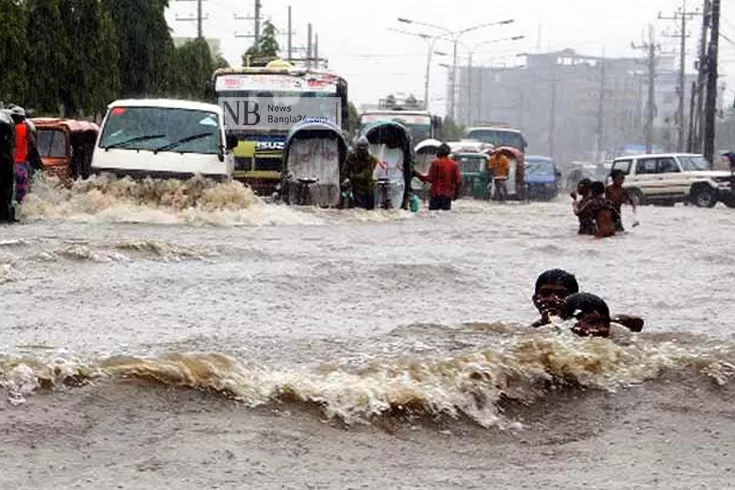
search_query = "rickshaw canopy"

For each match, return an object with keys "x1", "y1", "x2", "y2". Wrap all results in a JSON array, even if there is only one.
[{"x1": 414, "y1": 138, "x2": 443, "y2": 154}]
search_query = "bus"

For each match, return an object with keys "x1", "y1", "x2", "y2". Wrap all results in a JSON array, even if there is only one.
[
  {"x1": 357, "y1": 110, "x2": 442, "y2": 145},
  {"x1": 212, "y1": 60, "x2": 349, "y2": 194},
  {"x1": 465, "y1": 126, "x2": 527, "y2": 152}
]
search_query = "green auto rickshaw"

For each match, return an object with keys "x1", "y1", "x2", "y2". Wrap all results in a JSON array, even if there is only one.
[{"x1": 452, "y1": 151, "x2": 491, "y2": 199}]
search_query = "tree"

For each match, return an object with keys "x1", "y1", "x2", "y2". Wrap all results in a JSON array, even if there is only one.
[
  {"x1": 102, "y1": 0, "x2": 175, "y2": 96},
  {"x1": 242, "y1": 21, "x2": 280, "y2": 66},
  {"x1": 0, "y1": 0, "x2": 29, "y2": 104},
  {"x1": 55, "y1": 0, "x2": 120, "y2": 117},
  {"x1": 26, "y1": 0, "x2": 66, "y2": 113},
  {"x1": 443, "y1": 116, "x2": 464, "y2": 140},
  {"x1": 172, "y1": 38, "x2": 214, "y2": 101}
]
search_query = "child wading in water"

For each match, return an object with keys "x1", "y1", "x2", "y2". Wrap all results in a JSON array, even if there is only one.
[
  {"x1": 606, "y1": 170, "x2": 636, "y2": 232},
  {"x1": 573, "y1": 181, "x2": 618, "y2": 238}
]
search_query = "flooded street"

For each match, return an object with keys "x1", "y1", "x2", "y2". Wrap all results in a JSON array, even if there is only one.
[{"x1": 1, "y1": 180, "x2": 735, "y2": 489}]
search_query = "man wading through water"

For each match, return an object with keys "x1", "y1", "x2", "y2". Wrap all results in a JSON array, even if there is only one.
[
  {"x1": 342, "y1": 136, "x2": 379, "y2": 210},
  {"x1": 0, "y1": 109, "x2": 15, "y2": 222},
  {"x1": 413, "y1": 143, "x2": 462, "y2": 210}
]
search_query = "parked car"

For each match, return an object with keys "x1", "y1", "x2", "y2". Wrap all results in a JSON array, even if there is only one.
[
  {"x1": 524, "y1": 155, "x2": 561, "y2": 200},
  {"x1": 610, "y1": 153, "x2": 734, "y2": 208}
]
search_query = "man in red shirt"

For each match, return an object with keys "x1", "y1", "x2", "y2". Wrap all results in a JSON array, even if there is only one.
[{"x1": 413, "y1": 143, "x2": 462, "y2": 210}]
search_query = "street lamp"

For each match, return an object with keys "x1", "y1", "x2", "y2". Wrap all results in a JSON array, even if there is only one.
[
  {"x1": 389, "y1": 29, "x2": 449, "y2": 110},
  {"x1": 397, "y1": 17, "x2": 515, "y2": 120}
]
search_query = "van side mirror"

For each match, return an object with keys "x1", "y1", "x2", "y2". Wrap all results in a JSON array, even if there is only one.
[{"x1": 226, "y1": 134, "x2": 238, "y2": 150}]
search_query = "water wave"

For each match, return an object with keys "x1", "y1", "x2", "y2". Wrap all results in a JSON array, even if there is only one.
[
  {"x1": 17, "y1": 175, "x2": 325, "y2": 227},
  {"x1": 2, "y1": 326, "x2": 733, "y2": 428}
]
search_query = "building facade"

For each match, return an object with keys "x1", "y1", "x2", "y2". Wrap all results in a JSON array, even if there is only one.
[{"x1": 453, "y1": 49, "x2": 695, "y2": 164}]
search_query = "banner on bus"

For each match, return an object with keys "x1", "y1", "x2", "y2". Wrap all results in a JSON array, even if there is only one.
[
  {"x1": 220, "y1": 96, "x2": 340, "y2": 131},
  {"x1": 215, "y1": 74, "x2": 339, "y2": 93}
]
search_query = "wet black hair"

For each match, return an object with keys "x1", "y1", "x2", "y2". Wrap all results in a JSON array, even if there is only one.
[
  {"x1": 534, "y1": 269, "x2": 580, "y2": 295},
  {"x1": 610, "y1": 169, "x2": 626, "y2": 180},
  {"x1": 561, "y1": 292, "x2": 610, "y2": 321},
  {"x1": 590, "y1": 181, "x2": 605, "y2": 196},
  {"x1": 577, "y1": 178, "x2": 592, "y2": 188},
  {"x1": 437, "y1": 143, "x2": 451, "y2": 158}
]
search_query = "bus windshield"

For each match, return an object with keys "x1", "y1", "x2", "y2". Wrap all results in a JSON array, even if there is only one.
[{"x1": 467, "y1": 129, "x2": 525, "y2": 150}]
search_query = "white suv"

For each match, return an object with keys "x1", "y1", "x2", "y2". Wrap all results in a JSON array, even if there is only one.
[{"x1": 610, "y1": 153, "x2": 734, "y2": 208}]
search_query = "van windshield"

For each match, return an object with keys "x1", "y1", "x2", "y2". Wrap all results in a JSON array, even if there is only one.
[{"x1": 99, "y1": 106, "x2": 221, "y2": 154}]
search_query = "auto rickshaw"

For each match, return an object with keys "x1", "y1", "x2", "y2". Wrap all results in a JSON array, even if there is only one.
[
  {"x1": 452, "y1": 151, "x2": 491, "y2": 199},
  {"x1": 31, "y1": 118, "x2": 100, "y2": 182},
  {"x1": 279, "y1": 119, "x2": 347, "y2": 207},
  {"x1": 485, "y1": 146, "x2": 525, "y2": 200},
  {"x1": 413, "y1": 139, "x2": 442, "y2": 201},
  {"x1": 0, "y1": 110, "x2": 15, "y2": 222},
  {"x1": 359, "y1": 120, "x2": 413, "y2": 209}
]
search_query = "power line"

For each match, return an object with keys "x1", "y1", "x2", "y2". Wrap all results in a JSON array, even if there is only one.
[
  {"x1": 174, "y1": 0, "x2": 210, "y2": 39},
  {"x1": 658, "y1": 0, "x2": 700, "y2": 152},
  {"x1": 632, "y1": 25, "x2": 661, "y2": 154}
]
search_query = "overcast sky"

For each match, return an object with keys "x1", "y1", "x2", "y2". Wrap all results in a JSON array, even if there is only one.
[{"x1": 166, "y1": 0, "x2": 735, "y2": 115}]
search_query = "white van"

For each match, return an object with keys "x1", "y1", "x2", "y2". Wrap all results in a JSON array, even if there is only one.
[{"x1": 92, "y1": 99, "x2": 236, "y2": 181}]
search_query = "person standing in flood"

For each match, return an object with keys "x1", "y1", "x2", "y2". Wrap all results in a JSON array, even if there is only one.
[
  {"x1": 412, "y1": 143, "x2": 462, "y2": 211},
  {"x1": 488, "y1": 149, "x2": 511, "y2": 202},
  {"x1": 574, "y1": 181, "x2": 618, "y2": 239},
  {"x1": 9, "y1": 106, "x2": 36, "y2": 204},
  {"x1": 606, "y1": 170, "x2": 636, "y2": 232},
  {"x1": 570, "y1": 178, "x2": 595, "y2": 235},
  {"x1": 342, "y1": 136, "x2": 379, "y2": 210},
  {"x1": 0, "y1": 109, "x2": 16, "y2": 222}
]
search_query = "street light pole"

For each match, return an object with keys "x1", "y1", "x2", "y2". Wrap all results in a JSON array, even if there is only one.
[{"x1": 397, "y1": 17, "x2": 514, "y2": 120}]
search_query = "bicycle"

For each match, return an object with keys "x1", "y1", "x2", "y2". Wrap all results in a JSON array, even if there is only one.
[
  {"x1": 376, "y1": 178, "x2": 394, "y2": 209},
  {"x1": 294, "y1": 177, "x2": 319, "y2": 206}
]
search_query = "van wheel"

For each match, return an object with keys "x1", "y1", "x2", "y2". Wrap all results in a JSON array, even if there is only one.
[
  {"x1": 691, "y1": 185, "x2": 717, "y2": 208},
  {"x1": 629, "y1": 188, "x2": 645, "y2": 206}
]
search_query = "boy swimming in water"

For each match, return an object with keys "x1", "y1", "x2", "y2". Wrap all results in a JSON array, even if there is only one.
[
  {"x1": 531, "y1": 269, "x2": 644, "y2": 333},
  {"x1": 531, "y1": 269, "x2": 580, "y2": 328},
  {"x1": 559, "y1": 292, "x2": 611, "y2": 338}
]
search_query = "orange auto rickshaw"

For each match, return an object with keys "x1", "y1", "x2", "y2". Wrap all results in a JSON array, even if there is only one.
[{"x1": 31, "y1": 118, "x2": 100, "y2": 183}]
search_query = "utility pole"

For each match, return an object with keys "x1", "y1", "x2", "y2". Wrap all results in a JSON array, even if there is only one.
[
  {"x1": 174, "y1": 0, "x2": 209, "y2": 39},
  {"x1": 632, "y1": 25, "x2": 660, "y2": 154},
  {"x1": 287, "y1": 6, "x2": 293, "y2": 61},
  {"x1": 703, "y1": 0, "x2": 720, "y2": 164},
  {"x1": 687, "y1": 80, "x2": 697, "y2": 150},
  {"x1": 306, "y1": 23, "x2": 313, "y2": 68},
  {"x1": 694, "y1": 0, "x2": 711, "y2": 152},
  {"x1": 254, "y1": 0, "x2": 262, "y2": 46},
  {"x1": 314, "y1": 33, "x2": 319, "y2": 65},
  {"x1": 659, "y1": 1, "x2": 698, "y2": 152},
  {"x1": 595, "y1": 55, "x2": 606, "y2": 162}
]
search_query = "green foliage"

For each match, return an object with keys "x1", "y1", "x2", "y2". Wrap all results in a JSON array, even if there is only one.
[
  {"x1": 172, "y1": 38, "x2": 214, "y2": 101},
  {"x1": 26, "y1": 0, "x2": 66, "y2": 113},
  {"x1": 0, "y1": 0, "x2": 29, "y2": 103},
  {"x1": 242, "y1": 21, "x2": 280, "y2": 66},
  {"x1": 0, "y1": 0, "x2": 225, "y2": 116},
  {"x1": 103, "y1": 0, "x2": 175, "y2": 96}
]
